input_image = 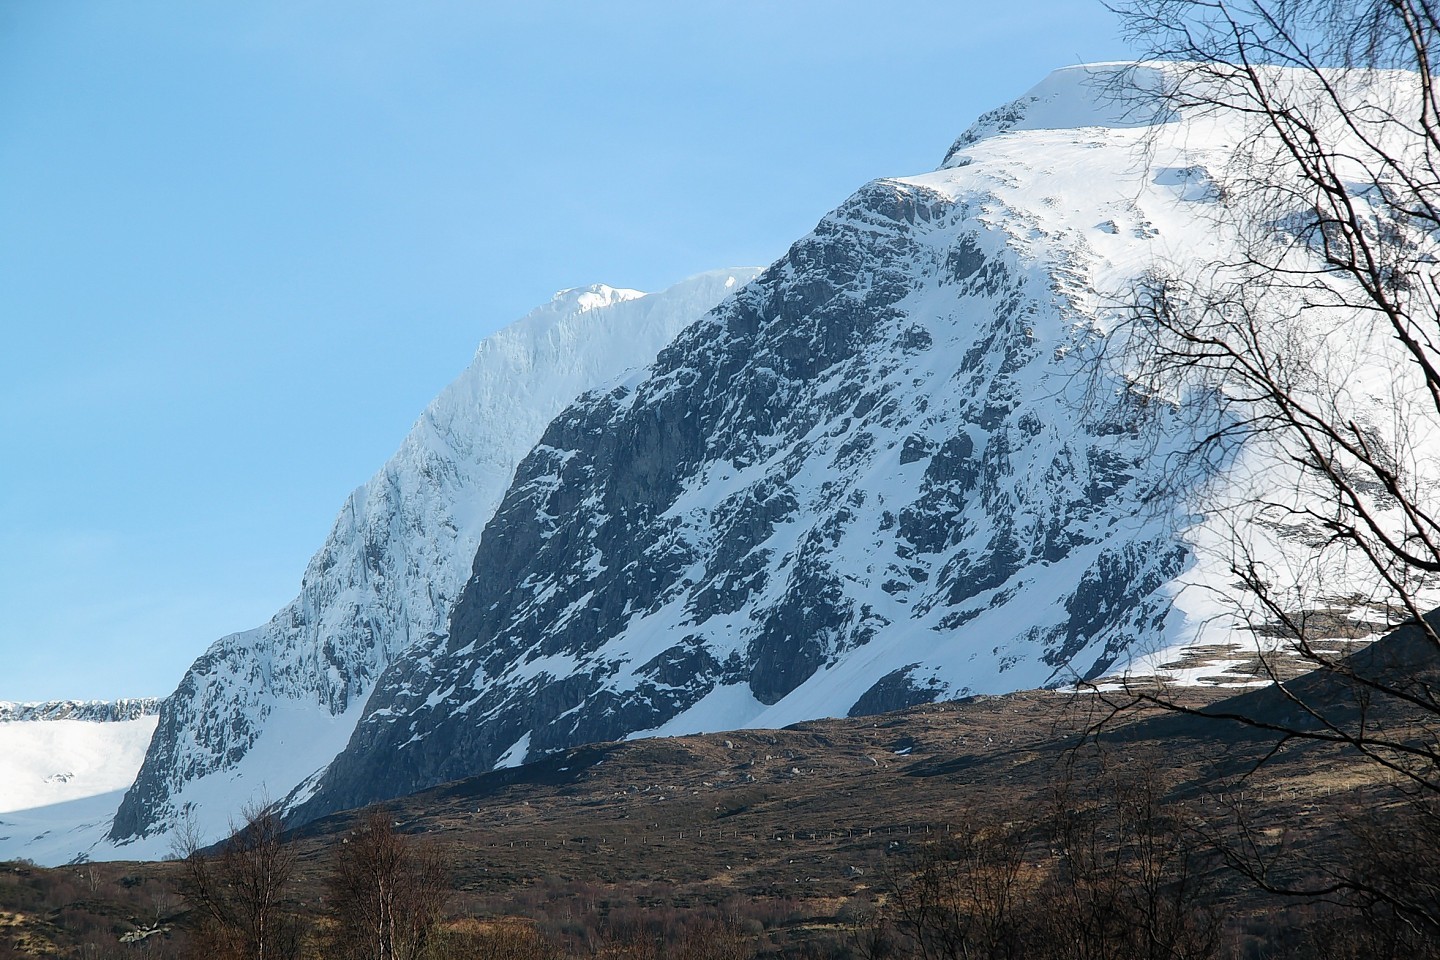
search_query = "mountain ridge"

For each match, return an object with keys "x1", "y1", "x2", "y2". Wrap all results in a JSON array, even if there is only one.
[{"x1": 0, "y1": 699, "x2": 161, "y2": 724}]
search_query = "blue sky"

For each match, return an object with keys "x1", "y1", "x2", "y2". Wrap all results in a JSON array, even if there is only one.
[{"x1": 0, "y1": 1, "x2": 1132, "y2": 701}]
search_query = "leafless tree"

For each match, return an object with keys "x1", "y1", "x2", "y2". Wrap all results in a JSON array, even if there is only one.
[
  {"x1": 173, "y1": 803, "x2": 303, "y2": 960},
  {"x1": 1040, "y1": 759, "x2": 1221, "y2": 960},
  {"x1": 1091, "y1": 0, "x2": 1440, "y2": 944},
  {"x1": 874, "y1": 768, "x2": 1220, "y2": 960},
  {"x1": 1096, "y1": 0, "x2": 1440, "y2": 794},
  {"x1": 323, "y1": 807, "x2": 450, "y2": 960},
  {"x1": 882, "y1": 820, "x2": 1033, "y2": 960}
]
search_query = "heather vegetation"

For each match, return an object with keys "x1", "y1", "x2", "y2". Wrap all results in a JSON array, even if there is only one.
[{"x1": 2, "y1": 682, "x2": 1439, "y2": 960}]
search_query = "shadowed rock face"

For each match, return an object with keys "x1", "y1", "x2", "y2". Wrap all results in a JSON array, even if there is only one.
[{"x1": 294, "y1": 165, "x2": 1195, "y2": 823}]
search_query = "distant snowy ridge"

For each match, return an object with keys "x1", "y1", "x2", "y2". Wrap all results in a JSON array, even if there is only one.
[
  {"x1": 0, "y1": 695, "x2": 160, "y2": 859},
  {"x1": 97, "y1": 269, "x2": 760, "y2": 862},
  {"x1": 0, "y1": 699, "x2": 161, "y2": 724},
  {"x1": 0, "y1": 694, "x2": 159, "y2": 863}
]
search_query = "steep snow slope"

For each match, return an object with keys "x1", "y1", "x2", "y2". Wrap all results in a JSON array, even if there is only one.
[
  {"x1": 0, "y1": 700, "x2": 159, "y2": 864},
  {"x1": 93, "y1": 270, "x2": 759, "y2": 862},
  {"x1": 293, "y1": 63, "x2": 1421, "y2": 819}
]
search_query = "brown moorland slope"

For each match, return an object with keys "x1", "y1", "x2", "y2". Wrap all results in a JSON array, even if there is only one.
[{"x1": 4, "y1": 635, "x2": 1435, "y2": 958}]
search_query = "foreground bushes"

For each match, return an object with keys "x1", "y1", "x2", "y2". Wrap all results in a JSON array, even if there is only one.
[{"x1": 9, "y1": 752, "x2": 1440, "y2": 959}]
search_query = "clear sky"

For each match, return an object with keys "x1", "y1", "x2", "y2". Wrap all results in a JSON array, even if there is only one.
[{"x1": 0, "y1": 1, "x2": 1133, "y2": 702}]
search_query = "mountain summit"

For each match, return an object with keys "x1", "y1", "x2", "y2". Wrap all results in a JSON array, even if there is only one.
[{"x1": 283, "y1": 63, "x2": 1198, "y2": 819}]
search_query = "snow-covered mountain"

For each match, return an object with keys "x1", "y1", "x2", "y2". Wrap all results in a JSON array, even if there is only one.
[
  {"x1": 85, "y1": 270, "x2": 759, "y2": 862},
  {"x1": 285, "y1": 65, "x2": 1177, "y2": 817},
  {"x1": 0, "y1": 699, "x2": 159, "y2": 865},
  {"x1": 28, "y1": 61, "x2": 1424, "y2": 864},
  {"x1": 289, "y1": 62, "x2": 1388, "y2": 820}
]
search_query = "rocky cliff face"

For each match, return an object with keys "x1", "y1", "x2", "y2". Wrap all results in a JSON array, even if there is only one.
[
  {"x1": 104, "y1": 270, "x2": 759, "y2": 857},
  {"x1": 292, "y1": 64, "x2": 1242, "y2": 821}
]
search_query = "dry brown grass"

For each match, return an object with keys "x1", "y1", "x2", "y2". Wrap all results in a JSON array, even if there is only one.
[{"x1": 3, "y1": 676, "x2": 1435, "y2": 957}]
